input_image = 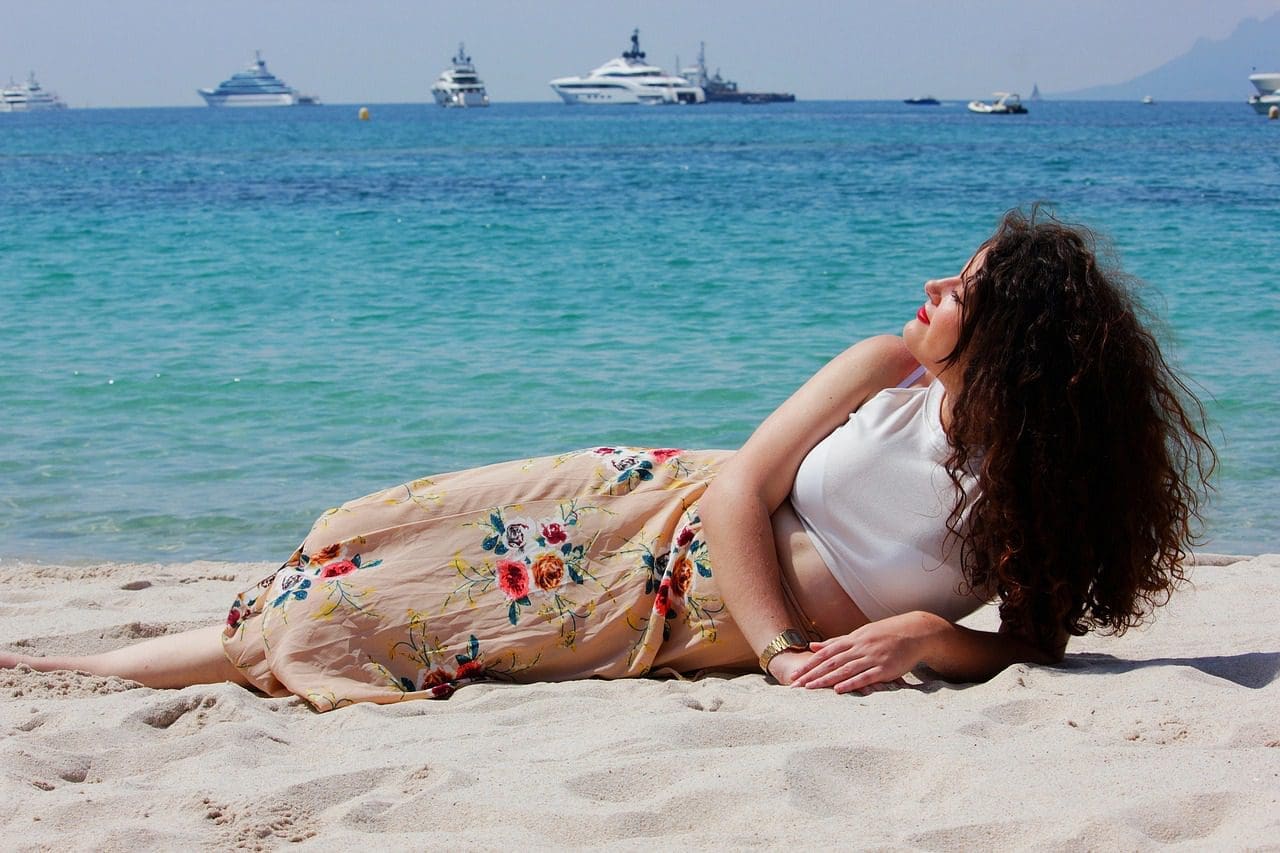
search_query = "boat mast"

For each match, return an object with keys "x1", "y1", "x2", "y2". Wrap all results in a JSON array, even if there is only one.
[{"x1": 623, "y1": 28, "x2": 645, "y2": 62}]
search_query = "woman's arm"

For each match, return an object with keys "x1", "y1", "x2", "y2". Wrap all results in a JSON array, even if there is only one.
[
  {"x1": 790, "y1": 611, "x2": 1068, "y2": 692},
  {"x1": 698, "y1": 334, "x2": 920, "y2": 680}
]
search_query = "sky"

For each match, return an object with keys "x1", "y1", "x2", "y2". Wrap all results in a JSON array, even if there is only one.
[{"x1": 3, "y1": 0, "x2": 1279, "y2": 107}]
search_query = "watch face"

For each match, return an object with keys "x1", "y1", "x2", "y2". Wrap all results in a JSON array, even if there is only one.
[{"x1": 782, "y1": 629, "x2": 806, "y2": 648}]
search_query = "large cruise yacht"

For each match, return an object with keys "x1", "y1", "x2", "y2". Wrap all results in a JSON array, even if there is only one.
[
  {"x1": 431, "y1": 44, "x2": 489, "y2": 107},
  {"x1": 0, "y1": 72, "x2": 67, "y2": 112},
  {"x1": 550, "y1": 30, "x2": 704, "y2": 105},
  {"x1": 198, "y1": 52, "x2": 319, "y2": 107},
  {"x1": 1248, "y1": 71, "x2": 1280, "y2": 114}
]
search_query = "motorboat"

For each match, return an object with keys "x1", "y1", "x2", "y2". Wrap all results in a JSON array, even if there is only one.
[
  {"x1": 198, "y1": 52, "x2": 319, "y2": 107},
  {"x1": 903, "y1": 96, "x2": 940, "y2": 106},
  {"x1": 1249, "y1": 92, "x2": 1280, "y2": 114},
  {"x1": 1248, "y1": 71, "x2": 1280, "y2": 114},
  {"x1": 0, "y1": 72, "x2": 67, "y2": 111},
  {"x1": 431, "y1": 43, "x2": 489, "y2": 107},
  {"x1": 967, "y1": 92, "x2": 1027, "y2": 114},
  {"x1": 550, "y1": 29, "x2": 704, "y2": 105},
  {"x1": 1142, "y1": 95, "x2": 1155, "y2": 105},
  {"x1": 679, "y1": 42, "x2": 794, "y2": 104}
]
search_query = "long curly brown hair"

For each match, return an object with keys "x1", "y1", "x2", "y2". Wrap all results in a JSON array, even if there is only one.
[{"x1": 943, "y1": 207, "x2": 1215, "y2": 649}]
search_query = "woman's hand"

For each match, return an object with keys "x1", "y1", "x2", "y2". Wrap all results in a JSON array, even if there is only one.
[{"x1": 789, "y1": 612, "x2": 941, "y2": 693}]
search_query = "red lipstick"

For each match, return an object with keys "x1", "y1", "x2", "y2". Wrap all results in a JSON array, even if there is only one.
[{"x1": 916, "y1": 305, "x2": 930, "y2": 324}]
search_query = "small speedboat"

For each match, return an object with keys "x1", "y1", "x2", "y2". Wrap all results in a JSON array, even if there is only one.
[
  {"x1": 903, "y1": 96, "x2": 940, "y2": 105},
  {"x1": 967, "y1": 92, "x2": 1027, "y2": 114},
  {"x1": 1141, "y1": 95, "x2": 1155, "y2": 105}
]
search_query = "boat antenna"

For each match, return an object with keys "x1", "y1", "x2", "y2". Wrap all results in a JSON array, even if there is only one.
[{"x1": 624, "y1": 28, "x2": 645, "y2": 61}]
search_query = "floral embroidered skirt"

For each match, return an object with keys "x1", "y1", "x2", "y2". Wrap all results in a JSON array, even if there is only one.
[{"x1": 222, "y1": 447, "x2": 757, "y2": 711}]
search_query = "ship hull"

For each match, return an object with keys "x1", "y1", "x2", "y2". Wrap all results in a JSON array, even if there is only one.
[
  {"x1": 432, "y1": 88, "x2": 490, "y2": 107},
  {"x1": 198, "y1": 90, "x2": 297, "y2": 107},
  {"x1": 705, "y1": 91, "x2": 794, "y2": 104}
]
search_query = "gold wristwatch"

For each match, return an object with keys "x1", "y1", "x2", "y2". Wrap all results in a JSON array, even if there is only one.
[{"x1": 758, "y1": 629, "x2": 809, "y2": 676}]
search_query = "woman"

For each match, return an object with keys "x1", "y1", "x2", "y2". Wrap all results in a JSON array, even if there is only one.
[{"x1": 2, "y1": 209, "x2": 1215, "y2": 709}]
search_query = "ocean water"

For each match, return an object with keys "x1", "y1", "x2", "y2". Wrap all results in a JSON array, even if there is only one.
[{"x1": 1, "y1": 100, "x2": 1276, "y2": 562}]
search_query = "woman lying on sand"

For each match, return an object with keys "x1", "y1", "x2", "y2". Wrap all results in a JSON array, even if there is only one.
[{"x1": 4, "y1": 208, "x2": 1215, "y2": 711}]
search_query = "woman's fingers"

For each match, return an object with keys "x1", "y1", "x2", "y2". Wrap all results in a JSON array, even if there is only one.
[
  {"x1": 792, "y1": 629, "x2": 912, "y2": 693},
  {"x1": 792, "y1": 653, "x2": 869, "y2": 689},
  {"x1": 833, "y1": 667, "x2": 889, "y2": 694},
  {"x1": 788, "y1": 639, "x2": 847, "y2": 679},
  {"x1": 793, "y1": 651, "x2": 910, "y2": 693}
]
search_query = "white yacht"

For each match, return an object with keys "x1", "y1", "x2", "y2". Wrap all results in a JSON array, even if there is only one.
[
  {"x1": 431, "y1": 43, "x2": 489, "y2": 107},
  {"x1": 1248, "y1": 71, "x2": 1280, "y2": 114},
  {"x1": 967, "y1": 92, "x2": 1027, "y2": 114},
  {"x1": 550, "y1": 29, "x2": 704, "y2": 105},
  {"x1": 198, "y1": 52, "x2": 319, "y2": 107},
  {"x1": 0, "y1": 72, "x2": 67, "y2": 112}
]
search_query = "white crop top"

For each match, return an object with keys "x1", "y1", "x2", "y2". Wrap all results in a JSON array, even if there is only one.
[{"x1": 788, "y1": 378, "x2": 986, "y2": 622}]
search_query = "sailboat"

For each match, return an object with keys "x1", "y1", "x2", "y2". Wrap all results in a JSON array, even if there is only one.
[{"x1": 1030, "y1": 83, "x2": 1042, "y2": 101}]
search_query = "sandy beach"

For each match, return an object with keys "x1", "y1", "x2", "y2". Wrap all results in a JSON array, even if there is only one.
[{"x1": 1, "y1": 554, "x2": 1276, "y2": 850}]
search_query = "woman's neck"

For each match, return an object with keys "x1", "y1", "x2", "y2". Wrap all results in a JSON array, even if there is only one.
[{"x1": 935, "y1": 369, "x2": 964, "y2": 436}]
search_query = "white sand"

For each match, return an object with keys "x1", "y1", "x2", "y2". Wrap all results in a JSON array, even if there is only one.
[{"x1": 2, "y1": 554, "x2": 1277, "y2": 850}]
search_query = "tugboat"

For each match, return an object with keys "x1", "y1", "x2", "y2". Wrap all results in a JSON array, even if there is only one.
[{"x1": 681, "y1": 42, "x2": 795, "y2": 104}]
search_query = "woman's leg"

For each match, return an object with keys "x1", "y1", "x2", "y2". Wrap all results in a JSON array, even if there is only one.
[{"x1": 0, "y1": 625, "x2": 251, "y2": 689}]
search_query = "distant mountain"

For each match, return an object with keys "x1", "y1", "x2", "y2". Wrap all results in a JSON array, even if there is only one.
[{"x1": 1055, "y1": 12, "x2": 1280, "y2": 101}]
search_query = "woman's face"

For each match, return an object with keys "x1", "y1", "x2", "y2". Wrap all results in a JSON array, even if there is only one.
[{"x1": 903, "y1": 248, "x2": 986, "y2": 374}]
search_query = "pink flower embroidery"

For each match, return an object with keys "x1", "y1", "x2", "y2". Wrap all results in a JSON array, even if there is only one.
[
  {"x1": 319, "y1": 560, "x2": 358, "y2": 579},
  {"x1": 541, "y1": 522, "x2": 568, "y2": 545},
  {"x1": 226, "y1": 604, "x2": 244, "y2": 629},
  {"x1": 651, "y1": 448, "x2": 683, "y2": 463},
  {"x1": 676, "y1": 527, "x2": 694, "y2": 547},
  {"x1": 496, "y1": 559, "x2": 531, "y2": 600},
  {"x1": 594, "y1": 447, "x2": 617, "y2": 455}
]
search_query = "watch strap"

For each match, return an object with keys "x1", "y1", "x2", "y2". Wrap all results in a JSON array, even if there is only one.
[{"x1": 758, "y1": 628, "x2": 809, "y2": 676}]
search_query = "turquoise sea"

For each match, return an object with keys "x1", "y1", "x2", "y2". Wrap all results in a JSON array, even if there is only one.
[{"x1": 1, "y1": 100, "x2": 1276, "y2": 562}]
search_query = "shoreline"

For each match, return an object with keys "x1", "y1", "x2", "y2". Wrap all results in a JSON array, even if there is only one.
[{"x1": 2, "y1": 553, "x2": 1276, "y2": 847}]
